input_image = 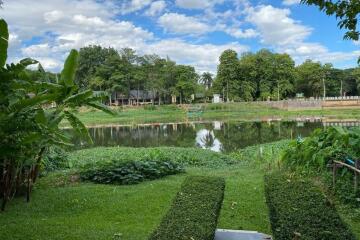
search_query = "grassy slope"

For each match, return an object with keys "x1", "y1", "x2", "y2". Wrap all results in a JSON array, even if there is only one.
[
  {"x1": 62, "y1": 103, "x2": 360, "y2": 127},
  {"x1": 0, "y1": 165, "x2": 270, "y2": 240}
]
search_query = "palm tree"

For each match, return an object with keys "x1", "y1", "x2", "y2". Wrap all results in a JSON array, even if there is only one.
[{"x1": 200, "y1": 72, "x2": 213, "y2": 90}]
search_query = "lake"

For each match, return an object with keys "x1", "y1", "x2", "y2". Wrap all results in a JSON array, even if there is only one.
[{"x1": 72, "y1": 120, "x2": 360, "y2": 153}]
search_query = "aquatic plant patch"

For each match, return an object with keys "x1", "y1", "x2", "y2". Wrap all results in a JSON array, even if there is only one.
[
  {"x1": 80, "y1": 160, "x2": 184, "y2": 185},
  {"x1": 69, "y1": 147, "x2": 236, "y2": 169},
  {"x1": 149, "y1": 176, "x2": 225, "y2": 240},
  {"x1": 265, "y1": 172, "x2": 356, "y2": 240}
]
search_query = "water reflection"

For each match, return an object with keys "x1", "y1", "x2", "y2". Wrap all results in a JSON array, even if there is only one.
[
  {"x1": 70, "y1": 121, "x2": 360, "y2": 153},
  {"x1": 195, "y1": 129, "x2": 222, "y2": 152}
]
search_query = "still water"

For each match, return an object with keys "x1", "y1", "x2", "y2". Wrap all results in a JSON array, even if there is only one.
[{"x1": 71, "y1": 121, "x2": 359, "y2": 153}]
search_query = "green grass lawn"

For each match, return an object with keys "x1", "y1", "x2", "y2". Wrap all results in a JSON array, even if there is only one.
[
  {"x1": 1, "y1": 143, "x2": 359, "y2": 240},
  {"x1": 63, "y1": 103, "x2": 360, "y2": 127},
  {"x1": 0, "y1": 165, "x2": 270, "y2": 240}
]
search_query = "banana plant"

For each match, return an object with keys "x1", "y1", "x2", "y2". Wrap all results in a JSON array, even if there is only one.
[{"x1": 0, "y1": 18, "x2": 115, "y2": 211}]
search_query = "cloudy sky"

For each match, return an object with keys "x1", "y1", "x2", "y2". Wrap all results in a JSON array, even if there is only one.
[{"x1": 1, "y1": 0, "x2": 359, "y2": 73}]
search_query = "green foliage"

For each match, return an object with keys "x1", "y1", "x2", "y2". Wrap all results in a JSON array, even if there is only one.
[
  {"x1": 230, "y1": 139, "x2": 291, "y2": 165},
  {"x1": 42, "y1": 147, "x2": 69, "y2": 173},
  {"x1": 143, "y1": 104, "x2": 157, "y2": 110},
  {"x1": 0, "y1": 19, "x2": 8, "y2": 67},
  {"x1": 60, "y1": 49, "x2": 78, "y2": 87},
  {"x1": 282, "y1": 127, "x2": 360, "y2": 171},
  {"x1": 0, "y1": 19, "x2": 114, "y2": 210},
  {"x1": 301, "y1": 0, "x2": 359, "y2": 41},
  {"x1": 265, "y1": 172, "x2": 356, "y2": 240},
  {"x1": 149, "y1": 176, "x2": 225, "y2": 240},
  {"x1": 80, "y1": 160, "x2": 184, "y2": 185},
  {"x1": 69, "y1": 147, "x2": 236, "y2": 169}
]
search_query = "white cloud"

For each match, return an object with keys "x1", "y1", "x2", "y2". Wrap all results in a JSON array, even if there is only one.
[
  {"x1": 224, "y1": 27, "x2": 259, "y2": 39},
  {"x1": 21, "y1": 43, "x2": 52, "y2": 57},
  {"x1": 145, "y1": 1, "x2": 166, "y2": 16},
  {"x1": 146, "y1": 39, "x2": 248, "y2": 73},
  {"x1": 44, "y1": 10, "x2": 65, "y2": 24},
  {"x1": 175, "y1": 0, "x2": 224, "y2": 9},
  {"x1": 282, "y1": 0, "x2": 300, "y2": 6},
  {"x1": 120, "y1": 0, "x2": 153, "y2": 14},
  {"x1": 158, "y1": 13, "x2": 211, "y2": 35},
  {"x1": 246, "y1": 5, "x2": 312, "y2": 46}
]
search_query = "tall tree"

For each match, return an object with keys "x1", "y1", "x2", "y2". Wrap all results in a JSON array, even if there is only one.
[
  {"x1": 216, "y1": 49, "x2": 240, "y2": 101},
  {"x1": 173, "y1": 65, "x2": 198, "y2": 104},
  {"x1": 75, "y1": 45, "x2": 118, "y2": 89}
]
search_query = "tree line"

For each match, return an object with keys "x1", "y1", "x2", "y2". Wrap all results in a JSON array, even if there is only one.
[
  {"x1": 30, "y1": 45, "x2": 360, "y2": 104},
  {"x1": 214, "y1": 49, "x2": 360, "y2": 102}
]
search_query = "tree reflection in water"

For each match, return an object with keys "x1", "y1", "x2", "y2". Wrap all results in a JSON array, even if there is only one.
[{"x1": 68, "y1": 120, "x2": 339, "y2": 153}]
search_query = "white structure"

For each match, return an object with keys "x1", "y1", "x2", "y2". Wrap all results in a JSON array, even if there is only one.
[{"x1": 213, "y1": 94, "x2": 222, "y2": 103}]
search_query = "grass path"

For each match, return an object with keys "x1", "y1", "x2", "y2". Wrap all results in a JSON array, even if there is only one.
[
  {"x1": 0, "y1": 165, "x2": 270, "y2": 240},
  {"x1": 61, "y1": 103, "x2": 360, "y2": 127}
]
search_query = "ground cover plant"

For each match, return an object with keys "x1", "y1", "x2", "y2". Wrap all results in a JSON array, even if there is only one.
[
  {"x1": 230, "y1": 139, "x2": 291, "y2": 165},
  {"x1": 149, "y1": 176, "x2": 225, "y2": 240},
  {"x1": 69, "y1": 147, "x2": 236, "y2": 168},
  {"x1": 80, "y1": 160, "x2": 184, "y2": 185},
  {"x1": 265, "y1": 172, "x2": 356, "y2": 240}
]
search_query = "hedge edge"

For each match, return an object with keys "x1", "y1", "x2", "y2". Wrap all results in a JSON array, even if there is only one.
[
  {"x1": 149, "y1": 176, "x2": 225, "y2": 240},
  {"x1": 265, "y1": 172, "x2": 356, "y2": 240}
]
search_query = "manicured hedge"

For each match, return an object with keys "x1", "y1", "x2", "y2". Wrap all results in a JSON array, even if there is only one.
[
  {"x1": 80, "y1": 160, "x2": 184, "y2": 185},
  {"x1": 149, "y1": 176, "x2": 225, "y2": 240},
  {"x1": 265, "y1": 172, "x2": 356, "y2": 240}
]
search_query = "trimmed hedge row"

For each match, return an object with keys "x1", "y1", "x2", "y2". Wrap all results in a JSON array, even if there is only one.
[
  {"x1": 265, "y1": 172, "x2": 356, "y2": 240},
  {"x1": 149, "y1": 176, "x2": 225, "y2": 240},
  {"x1": 80, "y1": 160, "x2": 184, "y2": 185}
]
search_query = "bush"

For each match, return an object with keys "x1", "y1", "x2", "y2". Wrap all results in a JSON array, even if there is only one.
[
  {"x1": 230, "y1": 139, "x2": 291, "y2": 165},
  {"x1": 265, "y1": 172, "x2": 356, "y2": 240},
  {"x1": 149, "y1": 176, "x2": 225, "y2": 240},
  {"x1": 69, "y1": 147, "x2": 236, "y2": 169},
  {"x1": 41, "y1": 147, "x2": 69, "y2": 173},
  {"x1": 79, "y1": 160, "x2": 184, "y2": 185},
  {"x1": 282, "y1": 127, "x2": 360, "y2": 171}
]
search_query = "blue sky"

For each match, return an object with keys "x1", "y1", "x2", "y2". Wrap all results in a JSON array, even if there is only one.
[{"x1": 1, "y1": 0, "x2": 359, "y2": 73}]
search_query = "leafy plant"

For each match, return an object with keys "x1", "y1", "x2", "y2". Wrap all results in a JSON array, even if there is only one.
[
  {"x1": 69, "y1": 147, "x2": 236, "y2": 169},
  {"x1": 0, "y1": 19, "x2": 114, "y2": 210},
  {"x1": 282, "y1": 126, "x2": 360, "y2": 171},
  {"x1": 79, "y1": 160, "x2": 184, "y2": 185}
]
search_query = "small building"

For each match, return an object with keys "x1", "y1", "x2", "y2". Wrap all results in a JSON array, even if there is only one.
[
  {"x1": 111, "y1": 90, "x2": 156, "y2": 105},
  {"x1": 213, "y1": 94, "x2": 222, "y2": 103}
]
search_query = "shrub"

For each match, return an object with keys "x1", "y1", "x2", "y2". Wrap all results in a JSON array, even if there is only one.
[
  {"x1": 79, "y1": 160, "x2": 184, "y2": 185},
  {"x1": 69, "y1": 147, "x2": 236, "y2": 169},
  {"x1": 230, "y1": 139, "x2": 291, "y2": 165},
  {"x1": 41, "y1": 147, "x2": 69, "y2": 173},
  {"x1": 149, "y1": 176, "x2": 225, "y2": 240},
  {"x1": 282, "y1": 127, "x2": 360, "y2": 171},
  {"x1": 265, "y1": 172, "x2": 356, "y2": 240}
]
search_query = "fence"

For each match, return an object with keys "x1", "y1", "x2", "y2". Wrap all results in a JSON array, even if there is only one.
[{"x1": 263, "y1": 96, "x2": 360, "y2": 110}]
